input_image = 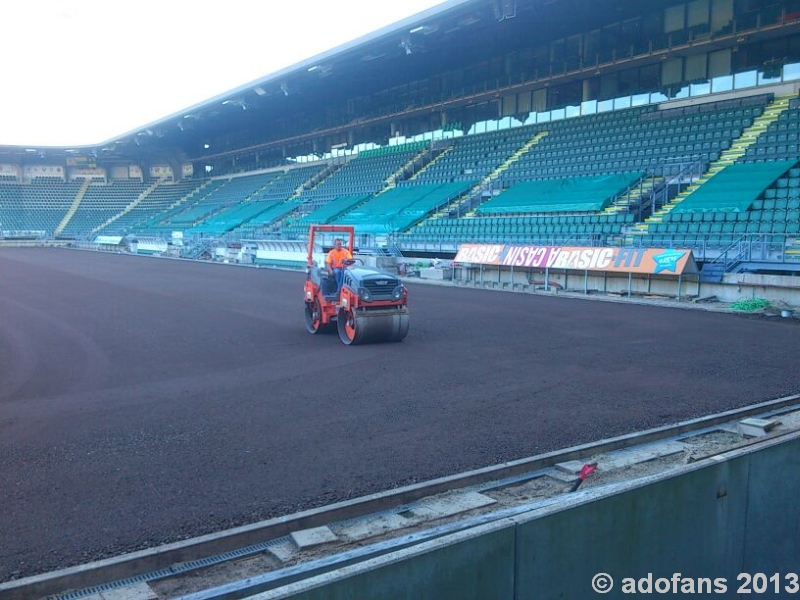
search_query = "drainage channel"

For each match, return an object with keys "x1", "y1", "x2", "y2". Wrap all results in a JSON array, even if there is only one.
[{"x1": 4, "y1": 394, "x2": 799, "y2": 600}]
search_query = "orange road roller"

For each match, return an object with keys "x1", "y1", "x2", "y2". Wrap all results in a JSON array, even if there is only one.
[{"x1": 303, "y1": 225, "x2": 409, "y2": 345}]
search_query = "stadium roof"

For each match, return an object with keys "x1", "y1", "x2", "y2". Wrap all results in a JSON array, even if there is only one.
[{"x1": 2, "y1": 0, "x2": 792, "y2": 168}]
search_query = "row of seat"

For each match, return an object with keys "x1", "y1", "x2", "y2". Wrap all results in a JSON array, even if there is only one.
[
  {"x1": 651, "y1": 220, "x2": 800, "y2": 235},
  {"x1": 664, "y1": 208, "x2": 800, "y2": 222},
  {"x1": 641, "y1": 233, "x2": 794, "y2": 249}
]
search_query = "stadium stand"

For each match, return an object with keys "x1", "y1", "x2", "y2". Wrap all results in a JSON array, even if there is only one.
[
  {"x1": 1, "y1": 90, "x2": 797, "y2": 267},
  {"x1": 59, "y1": 180, "x2": 148, "y2": 239},
  {"x1": 0, "y1": 178, "x2": 82, "y2": 238},
  {"x1": 1, "y1": 0, "x2": 799, "y2": 278},
  {"x1": 101, "y1": 179, "x2": 208, "y2": 236}
]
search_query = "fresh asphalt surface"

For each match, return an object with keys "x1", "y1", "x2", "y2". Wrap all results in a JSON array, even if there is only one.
[{"x1": 1, "y1": 247, "x2": 799, "y2": 582}]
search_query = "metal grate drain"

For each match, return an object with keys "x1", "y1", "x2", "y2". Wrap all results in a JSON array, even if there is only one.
[{"x1": 48, "y1": 536, "x2": 291, "y2": 599}]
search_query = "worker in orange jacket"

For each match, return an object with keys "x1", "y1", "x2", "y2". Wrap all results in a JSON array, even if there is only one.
[{"x1": 326, "y1": 238, "x2": 352, "y2": 292}]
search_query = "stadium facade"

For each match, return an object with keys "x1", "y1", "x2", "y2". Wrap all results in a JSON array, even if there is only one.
[{"x1": 2, "y1": 0, "x2": 800, "y2": 288}]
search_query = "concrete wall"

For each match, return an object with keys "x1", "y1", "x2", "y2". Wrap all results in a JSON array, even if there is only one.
[
  {"x1": 456, "y1": 266, "x2": 702, "y2": 298},
  {"x1": 453, "y1": 265, "x2": 800, "y2": 305},
  {"x1": 715, "y1": 272, "x2": 800, "y2": 304},
  {"x1": 252, "y1": 432, "x2": 800, "y2": 599}
]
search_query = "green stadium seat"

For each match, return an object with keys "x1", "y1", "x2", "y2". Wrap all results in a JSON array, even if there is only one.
[{"x1": 772, "y1": 221, "x2": 787, "y2": 234}]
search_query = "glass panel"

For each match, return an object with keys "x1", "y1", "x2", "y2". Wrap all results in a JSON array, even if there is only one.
[
  {"x1": 649, "y1": 91, "x2": 669, "y2": 103},
  {"x1": 690, "y1": 81, "x2": 712, "y2": 96},
  {"x1": 631, "y1": 93, "x2": 650, "y2": 106},
  {"x1": 784, "y1": 63, "x2": 800, "y2": 82},
  {"x1": 711, "y1": 74, "x2": 733, "y2": 92},
  {"x1": 673, "y1": 84, "x2": 691, "y2": 99},
  {"x1": 565, "y1": 104, "x2": 581, "y2": 118},
  {"x1": 581, "y1": 100, "x2": 598, "y2": 115},
  {"x1": 734, "y1": 70, "x2": 758, "y2": 89},
  {"x1": 758, "y1": 69, "x2": 782, "y2": 86},
  {"x1": 613, "y1": 96, "x2": 632, "y2": 109},
  {"x1": 598, "y1": 99, "x2": 614, "y2": 113},
  {"x1": 550, "y1": 108, "x2": 566, "y2": 121}
]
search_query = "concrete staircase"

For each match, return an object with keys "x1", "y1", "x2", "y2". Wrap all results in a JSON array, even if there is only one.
[
  {"x1": 90, "y1": 179, "x2": 172, "y2": 236},
  {"x1": 785, "y1": 238, "x2": 800, "y2": 260},
  {"x1": 458, "y1": 131, "x2": 550, "y2": 219},
  {"x1": 408, "y1": 145, "x2": 455, "y2": 181},
  {"x1": 628, "y1": 94, "x2": 794, "y2": 238},
  {"x1": 601, "y1": 175, "x2": 663, "y2": 215},
  {"x1": 54, "y1": 178, "x2": 92, "y2": 237}
]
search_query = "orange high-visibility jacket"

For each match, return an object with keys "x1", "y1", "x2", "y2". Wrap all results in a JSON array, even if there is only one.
[{"x1": 326, "y1": 247, "x2": 352, "y2": 269}]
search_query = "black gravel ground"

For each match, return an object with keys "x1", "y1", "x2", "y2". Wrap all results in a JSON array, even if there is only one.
[{"x1": 1, "y1": 247, "x2": 798, "y2": 582}]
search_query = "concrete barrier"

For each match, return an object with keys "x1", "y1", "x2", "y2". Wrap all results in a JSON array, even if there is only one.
[{"x1": 246, "y1": 432, "x2": 800, "y2": 599}]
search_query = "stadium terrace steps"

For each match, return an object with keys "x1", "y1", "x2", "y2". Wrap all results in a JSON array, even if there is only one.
[
  {"x1": 670, "y1": 161, "x2": 798, "y2": 213},
  {"x1": 409, "y1": 144, "x2": 455, "y2": 181},
  {"x1": 186, "y1": 200, "x2": 281, "y2": 235},
  {"x1": 297, "y1": 150, "x2": 420, "y2": 203},
  {"x1": 631, "y1": 95, "x2": 795, "y2": 235},
  {"x1": 415, "y1": 132, "x2": 549, "y2": 223},
  {"x1": 625, "y1": 165, "x2": 800, "y2": 249},
  {"x1": 601, "y1": 176, "x2": 663, "y2": 215},
  {"x1": 786, "y1": 240, "x2": 800, "y2": 257},
  {"x1": 487, "y1": 131, "x2": 550, "y2": 182},
  {"x1": 54, "y1": 177, "x2": 91, "y2": 237},
  {"x1": 122, "y1": 180, "x2": 211, "y2": 232},
  {"x1": 104, "y1": 179, "x2": 209, "y2": 236},
  {"x1": 450, "y1": 131, "x2": 550, "y2": 219},
  {"x1": 230, "y1": 201, "x2": 301, "y2": 236},
  {"x1": 292, "y1": 195, "x2": 371, "y2": 230},
  {"x1": 389, "y1": 147, "x2": 431, "y2": 186},
  {"x1": 90, "y1": 179, "x2": 161, "y2": 236},
  {"x1": 163, "y1": 172, "x2": 281, "y2": 229},
  {"x1": 332, "y1": 181, "x2": 474, "y2": 235},
  {"x1": 0, "y1": 179, "x2": 83, "y2": 237}
]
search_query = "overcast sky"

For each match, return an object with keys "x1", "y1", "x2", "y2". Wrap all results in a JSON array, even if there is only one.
[{"x1": 1, "y1": 0, "x2": 448, "y2": 148}]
